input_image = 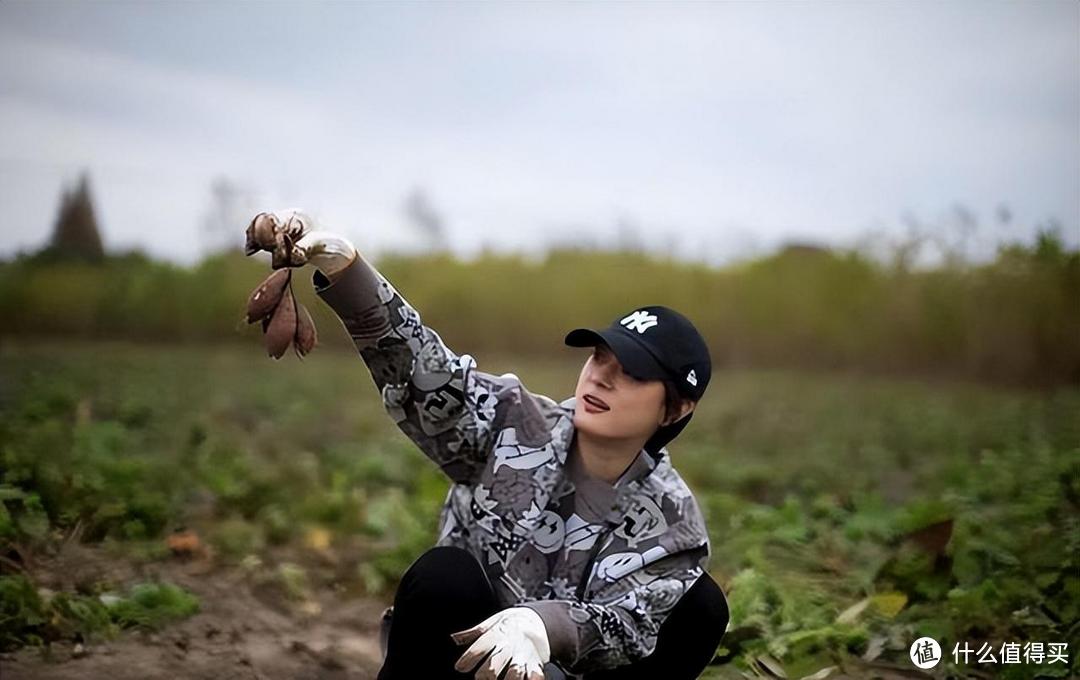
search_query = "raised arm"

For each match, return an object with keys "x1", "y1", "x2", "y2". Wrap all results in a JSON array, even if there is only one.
[
  {"x1": 313, "y1": 250, "x2": 503, "y2": 485},
  {"x1": 245, "y1": 209, "x2": 501, "y2": 486}
]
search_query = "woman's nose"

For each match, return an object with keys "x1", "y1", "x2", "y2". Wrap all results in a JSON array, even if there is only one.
[{"x1": 591, "y1": 360, "x2": 616, "y2": 387}]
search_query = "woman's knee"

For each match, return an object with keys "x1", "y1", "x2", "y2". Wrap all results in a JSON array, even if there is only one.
[
  {"x1": 398, "y1": 545, "x2": 492, "y2": 606},
  {"x1": 404, "y1": 545, "x2": 483, "y2": 580},
  {"x1": 684, "y1": 571, "x2": 729, "y2": 636}
]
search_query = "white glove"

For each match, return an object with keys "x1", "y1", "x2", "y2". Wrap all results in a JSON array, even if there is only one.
[
  {"x1": 244, "y1": 208, "x2": 358, "y2": 277},
  {"x1": 451, "y1": 607, "x2": 551, "y2": 680}
]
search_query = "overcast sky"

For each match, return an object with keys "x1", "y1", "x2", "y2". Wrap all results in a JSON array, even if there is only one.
[{"x1": 1, "y1": 0, "x2": 1076, "y2": 266}]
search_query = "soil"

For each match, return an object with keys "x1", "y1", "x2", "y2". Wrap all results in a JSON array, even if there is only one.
[{"x1": 1, "y1": 545, "x2": 389, "y2": 680}]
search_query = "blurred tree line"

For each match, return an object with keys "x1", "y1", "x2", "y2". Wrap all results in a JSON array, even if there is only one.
[{"x1": 0, "y1": 172, "x2": 1076, "y2": 387}]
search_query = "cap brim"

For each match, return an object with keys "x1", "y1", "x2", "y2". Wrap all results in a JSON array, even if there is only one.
[
  {"x1": 564, "y1": 327, "x2": 607, "y2": 350},
  {"x1": 564, "y1": 327, "x2": 669, "y2": 382}
]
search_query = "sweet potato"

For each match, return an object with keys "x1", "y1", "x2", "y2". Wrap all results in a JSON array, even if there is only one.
[
  {"x1": 294, "y1": 299, "x2": 317, "y2": 358},
  {"x1": 244, "y1": 212, "x2": 278, "y2": 255},
  {"x1": 246, "y1": 268, "x2": 292, "y2": 324},
  {"x1": 264, "y1": 284, "x2": 297, "y2": 359}
]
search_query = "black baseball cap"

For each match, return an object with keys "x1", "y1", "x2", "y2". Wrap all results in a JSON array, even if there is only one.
[{"x1": 564, "y1": 305, "x2": 712, "y2": 456}]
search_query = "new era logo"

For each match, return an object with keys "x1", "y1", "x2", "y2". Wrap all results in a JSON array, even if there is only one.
[
  {"x1": 686, "y1": 369, "x2": 698, "y2": 386},
  {"x1": 620, "y1": 310, "x2": 659, "y2": 334}
]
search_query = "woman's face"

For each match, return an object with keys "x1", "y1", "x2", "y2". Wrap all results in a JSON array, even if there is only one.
[{"x1": 572, "y1": 342, "x2": 669, "y2": 442}]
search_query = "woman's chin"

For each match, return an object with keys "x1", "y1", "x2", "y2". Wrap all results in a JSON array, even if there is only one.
[{"x1": 572, "y1": 410, "x2": 615, "y2": 435}]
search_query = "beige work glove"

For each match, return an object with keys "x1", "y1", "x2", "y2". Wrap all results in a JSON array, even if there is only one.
[
  {"x1": 451, "y1": 607, "x2": 551, "y2": 680},
  {"x1": 244, "y1": 208, "x2": 357, "y2": 278}
]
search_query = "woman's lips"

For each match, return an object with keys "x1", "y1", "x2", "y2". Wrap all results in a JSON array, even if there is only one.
[{"x1": 582, "y1": 394, "x2": 610, "y2": 412}]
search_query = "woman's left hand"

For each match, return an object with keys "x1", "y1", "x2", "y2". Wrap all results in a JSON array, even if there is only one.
[{"x1": 451, "y1": 607, "x2": 551, "y2": 680}]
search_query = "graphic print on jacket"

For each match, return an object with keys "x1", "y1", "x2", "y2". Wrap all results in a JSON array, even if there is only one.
[{"x1": 312, "y1": 254, "x2": 723, "y2": 677}]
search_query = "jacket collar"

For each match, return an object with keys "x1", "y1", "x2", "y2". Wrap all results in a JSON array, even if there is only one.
[{"x1": 558, "y1": 396, "x2": 708, "y2": 556}]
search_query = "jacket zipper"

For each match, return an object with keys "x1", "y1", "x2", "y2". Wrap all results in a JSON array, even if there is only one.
[
  {"x1": 571, "y1": 462, "x2": 649, "y2": 603},
  {"x1": 574, "y1": 520, "x2": 617, "y2": 601}
]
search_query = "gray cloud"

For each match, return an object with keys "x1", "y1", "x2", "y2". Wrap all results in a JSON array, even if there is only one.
[{"x1": 0, "y1": 0, "x2": 1076, "y2": 265}]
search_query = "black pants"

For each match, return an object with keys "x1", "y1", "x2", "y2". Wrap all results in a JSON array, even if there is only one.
[{"x1": 377, "y1": 545, "x2": 729, "y2": 680}]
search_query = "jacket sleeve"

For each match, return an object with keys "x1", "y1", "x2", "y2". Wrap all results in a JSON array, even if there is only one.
[
  {"x1": 311, "y1": 253, "x2": 501, "y2": 486},
  {"x1": 520, "y1": 544, "x2": 714, "y2": 675}
]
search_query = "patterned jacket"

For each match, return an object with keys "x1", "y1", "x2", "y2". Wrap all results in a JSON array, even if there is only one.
[{"x1": 311, "y1": 254, "x2": 721, "y2": 677}]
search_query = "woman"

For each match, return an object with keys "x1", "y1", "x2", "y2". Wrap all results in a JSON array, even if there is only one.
[{"x1": 247, "y1": 210, "x2": 730, "y2": 680}]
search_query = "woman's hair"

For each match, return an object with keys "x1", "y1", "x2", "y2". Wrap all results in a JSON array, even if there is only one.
[{"x1": 660, "y1": 378, "x2": 691, "y2": 426}]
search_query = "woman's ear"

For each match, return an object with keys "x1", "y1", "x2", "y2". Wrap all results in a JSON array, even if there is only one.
[
  {"x1": 662, "y1": 398, "x2": 696, "y2": 427},
  {"x1": 677, "y1": 399, "x2": 696, "y2": 423}
]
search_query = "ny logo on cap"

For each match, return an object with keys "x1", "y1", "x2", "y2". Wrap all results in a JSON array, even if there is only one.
[
  {"x1": 620, "y1": 310, "x2": 659, "y2": 334},
  {"x1": 686, "y1": 369, "x2": 698, "y2": 387}
]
